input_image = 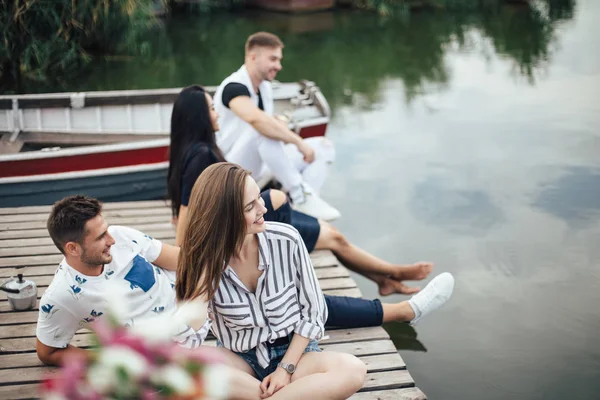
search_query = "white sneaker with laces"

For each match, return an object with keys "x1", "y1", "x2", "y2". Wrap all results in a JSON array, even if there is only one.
[
  {"x1": 290, "y1": 184, "x2": 341, "y2": 221},
  {"x1": 408, "y1": 272, "x2": 455, "y2": 325}
]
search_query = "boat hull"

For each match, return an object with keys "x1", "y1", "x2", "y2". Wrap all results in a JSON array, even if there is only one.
[{"x1": 0, "y1": 166, "x2": 168, "y2": 208}]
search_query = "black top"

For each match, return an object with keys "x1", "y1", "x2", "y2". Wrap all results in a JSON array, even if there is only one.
[
  {"x1": 222, "y1": 82, "x2": 264, "y2": 111},
  {"x1": 180, "y1": 143, "x2": 221, "y2": 206}
]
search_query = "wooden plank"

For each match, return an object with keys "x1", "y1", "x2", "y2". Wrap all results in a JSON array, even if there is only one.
[
  {"x1": 0, "y1": 207, "x2": 172, "y2": 224},
  {"x1": 0, "y1": 352, "x2": 405, "y2": 387},
  {"x1": 350, "y1": 387, "x2": 427, "y2": 400},
  {"x1": 0, "y1": 325, "x2": 388, "y2": 354},
  {"x1": 0, "y1": 299, "x2": 39, "y2": 313},
  {"x1": 0, "y1": 214, "x2": 170, "y2": 232},
  {"x1": 0, "y1": 200, "x2": 172, "y2": 216},
  {"x1": 0, "y1": 277, "x2": 362, "y2": 302},
  {"x1": 318, "y1": 277, "x2": 356, "y2": 290},
  {"x1": 359, "y1": 370, "x2": 416, "y2": 391},
  {"x1": 0, "y1": 310, "x2": 38, "y2": 325},
  {"x1": 0, "y1": 334, "x2": 394, "y2": 369},
  {"x1": 0, "y1": 319, "x2": 385, "y2": 342},
  {"x1": 0, "y1": 323, "x2": 37, "y2": 339},
  {"x1": 0, "y1": 230, "x2": 176, "y2": 249},
  {"x1": 359, "y1": 353, "x2": 406, "y2": 372},
  {"x1": 0, "y1": 383, "x2": 40, "y2": 400},
  {"x1": 0, "y1": 259, "x2": 349, "y2": 281},
  {"x1": 320, "y1": 340, "x2": 398, "y2": 357},
  {"x1": 0, "y1": 224, "x2": 175, "y2": 240}
]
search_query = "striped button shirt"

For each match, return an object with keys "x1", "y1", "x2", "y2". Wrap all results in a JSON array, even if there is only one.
[{"x1": 205, "y1": 222, "x2": 327, "y2": 368}]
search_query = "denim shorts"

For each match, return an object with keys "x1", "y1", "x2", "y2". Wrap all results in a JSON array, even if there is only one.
[{"x1": 219, "y1": 334, "x2": 321, "y2": 381}]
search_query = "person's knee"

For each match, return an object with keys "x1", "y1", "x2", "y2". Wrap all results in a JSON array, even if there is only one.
[
  {"x1": 269, "y1": 189, "x2": 288, "y2": 210},
  {"x1": 327, "y1": 225, "x2": 350, "y2": 251},
  {"x1": 333, "y1": 353, "x2": 367, "y2": 394}
]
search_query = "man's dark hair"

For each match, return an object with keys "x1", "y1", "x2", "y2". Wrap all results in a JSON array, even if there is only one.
[
  {"x1": 47, "y1": 195, "x2": 102, "y2": 254},
  {"x1": 245, "y1": 32, "x2": 284, "y2": 54}
]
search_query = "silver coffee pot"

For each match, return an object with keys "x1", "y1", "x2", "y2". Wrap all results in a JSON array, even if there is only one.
[{"x1": 0, "y1": 273, "x2": 38, "y2": 311}]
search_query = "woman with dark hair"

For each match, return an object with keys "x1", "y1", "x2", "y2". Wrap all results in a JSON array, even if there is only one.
[
  {"x1": 167, "y1": 85, "x2": 454, "y2": 329},
  {"x1": 168, "y1": 85, "x2": 435, "y2": 295}
]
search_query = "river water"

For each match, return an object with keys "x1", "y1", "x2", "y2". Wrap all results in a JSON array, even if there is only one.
[{"x1": 47, "y1": 0, "x2": 600, "y2": 398}]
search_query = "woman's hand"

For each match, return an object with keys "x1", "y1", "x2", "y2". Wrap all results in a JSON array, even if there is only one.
[{"x1": 260, "y1": 367, "x2": 292, "y2": 398}]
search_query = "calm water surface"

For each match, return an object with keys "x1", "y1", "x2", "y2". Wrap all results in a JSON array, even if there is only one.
[{"x1": 46, "y1": 1, "x2": 600, "y2": 398}]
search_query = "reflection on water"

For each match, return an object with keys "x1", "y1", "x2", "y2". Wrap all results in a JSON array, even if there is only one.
[
  {"x1": 411, "y1": 176, "x2": 505, "y2": 235},
  {"x1": 534, "y1": 167, "x2": 600, "y2": 225},
  {"x1": 32, "y1": 0, "x2": 600, "y2": 399}
]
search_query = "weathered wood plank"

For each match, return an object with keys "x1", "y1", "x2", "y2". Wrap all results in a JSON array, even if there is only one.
[
  {"x1": 359, "y1": 370, "x2": 415, "y2": 391},
  {"x1": 359, "y1": 353, "x2": 406, "y2": 372},
  {"x1": 0, "y1": 310, "x2": 38, "y2": 325},
  {"x1": 350, "y1": 387, "x2": 427, "y2": 400},
  {"x1": 0, "y1": 271, "x2": 354, "y2": 304},
  {"x1": 0, "y1": 230, "x2": 175, "y2": 249},
  {"x1": 0, "y1": 318, "x2": 383, "y2": 343},
  {"x1": 0, "y1": 247, "x2": 337, "y2": 269},
  {"x1": 0, "y1": 365, "x2": 415, "y2": 400},
  {"x1": 0, "y1": 335, "x2": 394, "y2": 370},
  {"x1": 0, "y1": 326, "x2": 389, "y2": 354},
  {"x1": 0, "y1": 299, "x2": 39, "y2": 313},
  {"x1": 0, "y1": 214, "x2": 171, "y2": 232},
  {"x1": 0, "y1": 224, "x2": 175, "y2": 240},
  {"x1": 0, "y1": 207, "x2": 172, "y2": 224},
  {"x1": 0, "y1": 200, "x2": 172, "y2": 216},
  {"x1": 0, "y1": 352, "x2": 405, "y2": 388},
  {"x1": 0, "y1": 262, "x2": 348, "y2": 282},
  {"x1": 0, "y1": 285, "x2": 360, "y2": 305},
  {"x1": 0, "y1": 383, "x2": 40, "y2": 400}
]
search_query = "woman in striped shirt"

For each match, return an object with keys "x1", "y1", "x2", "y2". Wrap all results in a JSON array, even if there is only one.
[{"x1": 176, "y1": 162, "x2": 367, "y2": 399}]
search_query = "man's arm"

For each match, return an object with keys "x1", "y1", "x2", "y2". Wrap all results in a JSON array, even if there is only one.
[
  {"x1": 229, "y1": 96, "x2": 315, "y2": 163},
  {"x1": 36, "y1": 339, "x2": 88, "y2": 366},
  {"x1": 153, "y1": 243, "x2": 180, "y2": 271}
]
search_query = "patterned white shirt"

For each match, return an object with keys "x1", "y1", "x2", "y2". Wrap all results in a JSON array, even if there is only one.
[
  {"x1": 36, "y1": 226, "x2": 208, "y2": 348},
  {"x1": 207, "y1": 222, "x2": 328, "y2": 368}
]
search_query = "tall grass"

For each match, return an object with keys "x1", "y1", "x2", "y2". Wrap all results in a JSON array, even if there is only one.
[{"x1": 0, "y1": 0, "x2": 160, "y2": 92}]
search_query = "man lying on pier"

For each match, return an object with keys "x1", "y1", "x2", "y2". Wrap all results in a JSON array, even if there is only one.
[{"x1": 36, "y1": 196, "x2": 454, "y2": 376}]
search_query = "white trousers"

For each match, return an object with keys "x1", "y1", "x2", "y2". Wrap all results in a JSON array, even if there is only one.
[{"x1": 224, "y1": 132, "x2": 335, "y2": 194}]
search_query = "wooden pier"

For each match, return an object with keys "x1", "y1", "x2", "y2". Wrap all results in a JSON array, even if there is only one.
[{"x1": 0, "y1": 201, "x2": 427, "y2": 399}]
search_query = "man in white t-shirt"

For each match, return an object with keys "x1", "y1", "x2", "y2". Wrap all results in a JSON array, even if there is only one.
[{"x1": 36, "y1": 195, "x2": 206, "y2": 366}]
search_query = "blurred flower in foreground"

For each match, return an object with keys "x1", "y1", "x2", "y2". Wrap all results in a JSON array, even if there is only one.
[{"x1": 41, "y1": 285, "x2": 227, "y2": 399}]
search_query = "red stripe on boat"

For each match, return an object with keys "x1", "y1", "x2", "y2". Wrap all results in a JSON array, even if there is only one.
[{"x1": 1, "y1": 146, "x2": 169, "y2": 178}]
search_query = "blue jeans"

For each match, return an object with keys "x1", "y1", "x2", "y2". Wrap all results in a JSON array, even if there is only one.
[
  {"x1": 325, "y1": 295, "x2": 383, "y2": 328},
  {"x1": 222, "y1": 334, "x2": 321, "y2": 381}
]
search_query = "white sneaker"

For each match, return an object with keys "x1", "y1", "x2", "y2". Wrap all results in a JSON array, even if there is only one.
[
  {"x1": 408, "y1": 272, "x2": 455, "y2": 325},
  {"x1": 292, "y1": 192, "x2": 341, "y2": 221}
]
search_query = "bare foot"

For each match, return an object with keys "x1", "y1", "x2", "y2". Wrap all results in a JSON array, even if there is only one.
[
  {"x1": 378, "y1": 278, "x2": 422, "y2": 296},
  {"x1": 392, "y1": 262, "x2": 434, "y2": 282}
]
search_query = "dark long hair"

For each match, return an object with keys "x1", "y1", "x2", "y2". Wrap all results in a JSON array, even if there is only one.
[
  {"x1": 176, "y1": 162, "x2": 250, "y2": 302},
  {"x1": 167, "y1": 85, "x2": 225, "y2": 217}
]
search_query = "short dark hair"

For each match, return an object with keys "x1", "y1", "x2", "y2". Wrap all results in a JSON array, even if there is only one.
[
  {"x1": 245, "y1": 32, "x2": 284, "y2": 54},
  {"x1": 47, "y1": 195, "x2": 102, "y2": 254}
]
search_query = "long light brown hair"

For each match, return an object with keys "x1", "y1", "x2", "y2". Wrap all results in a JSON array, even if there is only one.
[{"x1": 176, "y1": 162, "x2": 250, "y2": 302}]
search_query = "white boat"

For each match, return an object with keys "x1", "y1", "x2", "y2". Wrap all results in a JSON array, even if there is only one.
[{"x1": 0, "y1": 81, "x2": 331, "y2": 207}]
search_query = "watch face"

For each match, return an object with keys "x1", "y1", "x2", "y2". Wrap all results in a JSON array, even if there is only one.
[{"x1": 285, "y1": 364, "x2": 295, "y2": 373}]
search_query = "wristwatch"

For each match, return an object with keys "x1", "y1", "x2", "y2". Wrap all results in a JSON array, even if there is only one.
[{"x1": 278, "y1": 361, "x2": 296, "y2": 374}]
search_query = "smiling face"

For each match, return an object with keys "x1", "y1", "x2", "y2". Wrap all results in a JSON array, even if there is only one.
[
  {"x1": 77, "y1": 215, "x2": 116, "y2": 266},
  {"x1": 242, "y1": 176, "x2": 268, "y2": 235},
  {"x1": 250, "y1": 46, "x2": 283, "y2": 82},
  {"x1": 205, "y1": 92, "x2": 220, "y2": 132}
]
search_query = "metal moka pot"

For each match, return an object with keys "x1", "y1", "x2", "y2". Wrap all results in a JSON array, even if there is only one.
[{"x1": 0, "y1": 273, "x2": 37, "y2": 311}]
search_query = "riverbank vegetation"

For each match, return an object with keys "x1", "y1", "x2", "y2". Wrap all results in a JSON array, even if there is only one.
[{"x1": 0, "y1": 0, "x2": 576, "y2": 93}]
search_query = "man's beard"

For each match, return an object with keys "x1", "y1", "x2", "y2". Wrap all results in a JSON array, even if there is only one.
[{"x1": 81, "y1": 247, "x2": 112, "y2": 266}]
